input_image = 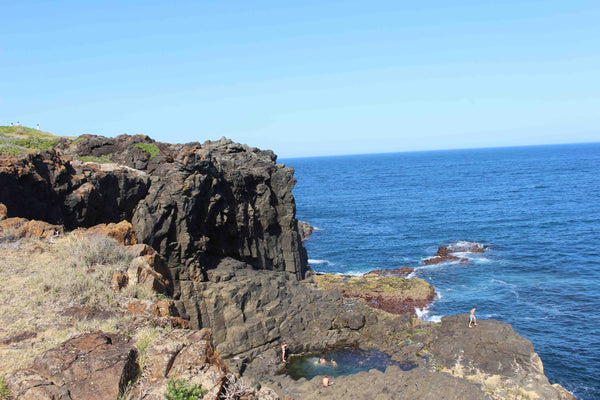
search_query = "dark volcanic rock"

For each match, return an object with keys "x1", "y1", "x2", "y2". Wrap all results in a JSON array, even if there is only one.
[
  {"x1": 426, "y1": 315, "x2": 575, "y2": 399},
  {"x1": 267, "y1": 365, "x2": 494, "y2": 400},
  {"x1": 423, "y1": 241, "x2": 485, "y2": 265},
  {"x1": 298, "y1": 220, "x2": 314, "y2": 241},
  {"x1": 0, "y1": 135, "x2": 308, "y2": 286},
  {"x1": 183, "y1": 259, "x2": 368, "y2": 358}
]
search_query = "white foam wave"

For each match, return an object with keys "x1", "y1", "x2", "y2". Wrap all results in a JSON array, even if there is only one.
[
  {"x1": 447, "y1": 241, "x2": 485, "y2": 251},
  {"x1": 340, "y1": 270, "x2": 366, "y2": 276},
  {"x1": 417, "y1": 259, "x2": 461, "y2": 269},
  {"x1": 490, "y1": 279, "x2": 516, "y2": 288},
  {"x1": 415, "y1": 307, "x2": 442, "y2": 323},
  {"x1": 308, "y1": 259, "x2": 332, "y2": 265}
]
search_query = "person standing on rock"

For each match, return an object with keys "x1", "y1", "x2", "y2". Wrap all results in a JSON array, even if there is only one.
[
  {"x1": 469, "y1": 306, "x2": 478, "y2": 328},
  {"x1": 281, "y1": 341, "x2": 288, "y2": 363}
]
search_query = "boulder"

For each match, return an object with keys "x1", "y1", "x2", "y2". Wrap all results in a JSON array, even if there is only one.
[
  {"x1": 0, "y1": 202, "x2": 6, "y2": 220},
  {"x1": 131, "y1": 329, "x2": 228, "y2": 400},
  {"x1": 74, "y1": 220, "x2": 137, "y2": 245},
  {"x1": 6, "y1": 331, "x2": 138, "y2": 400},
  {"x1": 0, "y1": 217, "x2": 62, "y2": 239},
  {"x1": 127, "y1": 253, "x2": 172, "y2": 295}
]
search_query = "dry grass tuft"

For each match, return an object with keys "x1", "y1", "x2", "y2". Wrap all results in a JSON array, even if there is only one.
[{"x1": 0, "y1": 233, "x2": 162, "y2": 374}]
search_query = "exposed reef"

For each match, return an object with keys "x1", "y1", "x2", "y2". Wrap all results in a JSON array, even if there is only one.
[
  {"x1": 423, "y1": 241, "x2": 486, "y2": 265},
  {"x1": 313, "y1": 272, "x2": 434, "y2": 315}
]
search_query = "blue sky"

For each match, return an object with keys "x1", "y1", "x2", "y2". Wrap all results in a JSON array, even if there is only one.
[{"x1": 1, "y1": 1, "x2": 599, "y2": 157}]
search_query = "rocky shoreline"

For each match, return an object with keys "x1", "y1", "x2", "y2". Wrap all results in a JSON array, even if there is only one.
[{"x1": 0, "y1": 133, "x2": 575, "y2": 399}]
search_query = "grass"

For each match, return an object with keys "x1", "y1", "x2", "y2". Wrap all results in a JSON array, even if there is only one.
[
  {"x1": 78, "y1": 154, "x2": 114, "y2": 163},
  {"x1": 0, "y1": 375, "x2": 10, "y2": 400},
  {"x1": 0, "y1": 233, "x2": 163, "y2": 374},
  {"x1": 134, "y1": 143, "x2": 159, "y2": 157},
  {"x1": 0, "y1": 125, "x2": 61, "y2": 155},
  {"x1": 135, "y1": 326, "x2": 160, "y2": 372}
]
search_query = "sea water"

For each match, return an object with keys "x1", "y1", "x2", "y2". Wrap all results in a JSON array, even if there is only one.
[{"x1": 282, "y1": 143, "x2": 600, "y2": 400}]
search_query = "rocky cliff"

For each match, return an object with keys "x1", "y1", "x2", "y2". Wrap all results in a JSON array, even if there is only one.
[
  {"x1": 0, "y1": 133, "x2": 575, "y2": 399},
  {"x1": 0, "y1": 135, "x2": 307, "y2": 303}
]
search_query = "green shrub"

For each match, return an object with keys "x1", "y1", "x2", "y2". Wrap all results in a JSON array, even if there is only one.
[
  {"x1": 0, "y1": 126, "x2": 60, "y2": 155},
  {"x1": 12, "y1": 137, "x2": 58, "y2": 151},
  {"x1": 134, "y1": 143, "x2": 159, "y2": 157},
  {"x1": 0, "y1": 375, "x2": 10, "y2": 400},
  {"x1": 0, "y1": 145, "x2": 24, "y2": 155},
  {"x1": 164, "y1": 377, "x2": 206, "y2": 400}
]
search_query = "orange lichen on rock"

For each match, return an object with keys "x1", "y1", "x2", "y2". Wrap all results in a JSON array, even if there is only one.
[{"x1": 74, "y1": 220, "x2": 137, "y2": 245}]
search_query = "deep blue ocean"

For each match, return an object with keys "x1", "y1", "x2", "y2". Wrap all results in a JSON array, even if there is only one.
[{"x1": 282, "y1": 143, "x2": 600, "y2": 400}]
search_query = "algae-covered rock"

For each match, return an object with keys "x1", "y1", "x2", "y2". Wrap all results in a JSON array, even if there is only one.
[{"x1": 313, "y1": 273, "x2": 435, "y2": 315}]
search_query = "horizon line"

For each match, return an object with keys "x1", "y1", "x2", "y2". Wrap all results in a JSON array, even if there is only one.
[{"x1": 279, "y1": 140, "x2": 600, "y2": 160}]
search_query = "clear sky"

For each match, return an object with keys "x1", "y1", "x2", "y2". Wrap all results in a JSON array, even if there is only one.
[{"x1": 2, "y1": 1, "x2": 599, "y2": 158}]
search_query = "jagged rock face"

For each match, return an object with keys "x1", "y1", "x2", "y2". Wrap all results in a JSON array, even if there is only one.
[
  {"x1": 0, "y1": 150, "x2": 149, "y2": 229},
  {"x1": 0, "y1": 136, "x2": 308, "y2": 285},
  {"x1": 185, "y1": 258, "x2": 368, "y2": 358}
]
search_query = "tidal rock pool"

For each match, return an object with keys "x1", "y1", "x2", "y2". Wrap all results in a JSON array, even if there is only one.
[{"x1": 283, "y1": 348, "x2": 415, "y2": 380}]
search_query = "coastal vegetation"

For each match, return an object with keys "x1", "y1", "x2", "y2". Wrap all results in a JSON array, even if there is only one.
[
  {"x1": 0, "y1": 375, "x2": 9, "y2": 400},
  {"x1": 134, "y1": 142, "x2": 159, "y2": 157},
  {"x1": 164, "y1": 377, "x2": 207, "y2": 400},
  {"x1": 78, "y1": 154, "x2": 114, "y2": 163},
  {"x1": 0, "y1": 125, "x2": 60, "y2": 155}
]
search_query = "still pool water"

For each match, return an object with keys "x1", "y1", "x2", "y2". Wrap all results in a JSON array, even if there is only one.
[{"x1": 283, "y1": 348, "x2": 414, "y2": 380}]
